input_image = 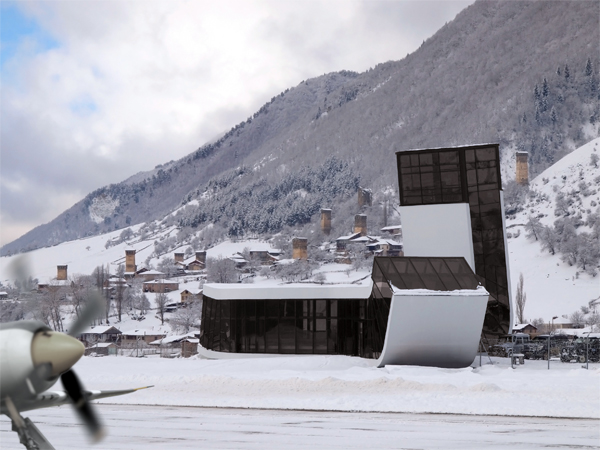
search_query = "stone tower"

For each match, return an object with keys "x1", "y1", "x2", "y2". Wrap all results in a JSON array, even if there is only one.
[
  {"x1": 196, "y1": 251, "x2": 207, "y2": 265},
  {"x1": 354, "y1": 214, "x2": 367, "y2": 236},
  {"x1": 125, "y1": 249, "x2": 136, "y2": 273},
  {"x1": 320, "y1": 209, "x2": 332, "y2": 235},
  {"x1": 57, "y1": 265, "x2": 68, "y2": 281},
  {"x1": 358, "y1": 187, "x2": 372, "y2": 207},
  {"x1": 516, "y1": 151, "x2": 529, "y2": 185},
  {"x1": 292, "y1": 238, "x2": 308, "y2": 260}
]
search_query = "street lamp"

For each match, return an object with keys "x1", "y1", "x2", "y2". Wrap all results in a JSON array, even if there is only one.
[{"x1": 548, "y1": 316, "x2": 558, "y2": 370}]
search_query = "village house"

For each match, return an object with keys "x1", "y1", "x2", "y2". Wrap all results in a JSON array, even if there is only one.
[
  {"x1": 120, "y1": 329, "x2": 168, "y2": 348},
  {"x1": 366, "y1": 238, "x2": 403, "y2": 257},
  {"x1": 85, "y1": 342, "x2": 118, "y2": 356},
  {"x1": 380, "y1": 225, "x2": 402, "y2": 237},
  {"x1": 79, "y1": 325, "x2": 122, "y2": 346},
  {"x1": 149, "y1": 333, "x2": 199, "y2": 358},
  {"x1": 142, "y1": 279, "x2": 179, "y2": 293},
  {"x1": 135, "y1": 269, "x2": 165, "y2": 282},
  {"x1": 181, "y1": 289, "x2": 202, "y2": 304},
  {"x1": 512, "y1": 323, "x2": 538, "y2": 335}
]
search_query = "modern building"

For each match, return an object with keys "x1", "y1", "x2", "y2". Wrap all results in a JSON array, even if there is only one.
[
  {"x1": 198, "y1": 143, "x2": 510, "y2": 367},
  {"x1": 199, "y1": 255, "x2": 488, "y2": 368},
  {"x1": 395, "y1": 143, "x2": 512, "y2": 341}
]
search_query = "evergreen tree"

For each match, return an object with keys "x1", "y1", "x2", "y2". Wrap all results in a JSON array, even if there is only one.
[{"x1": 585, "y1": 57, "x2": 593, "y2": 77}]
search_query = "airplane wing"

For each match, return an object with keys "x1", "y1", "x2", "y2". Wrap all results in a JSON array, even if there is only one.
[{"x1": 2, "y1": 386, "x2": 153, "y2": 414}]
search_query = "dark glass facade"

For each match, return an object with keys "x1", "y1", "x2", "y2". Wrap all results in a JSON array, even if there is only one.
[
  {"x1": 199, "y1": 256, "x2": 485, "y2": 358},
  {"x1": 396, "y1": 144, "x2": 511, "y2": 338},
  {"x1": 199, "y1": 295, "x2": 389, "y2": 359}
]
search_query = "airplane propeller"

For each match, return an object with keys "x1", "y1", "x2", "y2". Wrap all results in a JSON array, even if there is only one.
[
  {"x1": 61, "y1": 370, "x2": 105, "y2": 442},
  {"x1": 61, "y1": 290, "x2": 107, "y2": 442},
  {"x1": 8, "y1": 256, "x2": 108, "y2": 443}
]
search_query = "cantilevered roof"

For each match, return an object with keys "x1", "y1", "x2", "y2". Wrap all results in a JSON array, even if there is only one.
[{"x1": 371, "y1": 256, "x2": 483, "y2": 299}]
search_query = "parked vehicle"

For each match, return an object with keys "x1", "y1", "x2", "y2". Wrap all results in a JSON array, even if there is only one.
[
  {"x1": 527, "y1": 334, "x2": 571, "y2": 360},
  {"x1": 560, "y1": 337, "x2": 600, "y2": 363},
  {"x1": 491, "y1": 333, "x2": 533, "y2": 357}
]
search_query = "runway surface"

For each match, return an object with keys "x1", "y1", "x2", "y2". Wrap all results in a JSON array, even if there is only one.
[{"x1": 1, "y1": 404, "x2": 598, "y2": 449}]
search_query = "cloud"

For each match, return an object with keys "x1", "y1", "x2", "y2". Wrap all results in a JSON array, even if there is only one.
[{"x1": 0, "y1": 0, "x2": 474, "y2": 246}]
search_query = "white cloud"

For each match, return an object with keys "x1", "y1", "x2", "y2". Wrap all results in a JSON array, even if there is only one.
[{"x1": 0, "y1": 0, "x2": 473, "y2": 246}]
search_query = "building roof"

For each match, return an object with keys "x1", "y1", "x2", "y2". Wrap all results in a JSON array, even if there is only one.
[
  {"x1": 80, "y1": 325, "x2": 122, "y2": 335},
  {"x1": 513, "y1": 323, "x2": 537, "y2": 331},
  {"x1": 381, "y1": 225, "x2": 402, "y2": 231},
  {"x1": 90, "y1": 342, "x2": 117, "y2": 348},
  {"x1": 372, "y1": 256, "x2": 484, "y2": 295},
  {"x1": 121, "y1": 329, "x2": 167, "y2": 337},
  {"x1": 203, "y1": 282, "x2": 373, "y2": 300},
  {"x1": 149, "y1": 332, "x2": 197, "y2": 345}
]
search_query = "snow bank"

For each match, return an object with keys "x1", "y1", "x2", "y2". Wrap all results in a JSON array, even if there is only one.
[{"x1": 75, "y1": 355, "x2": 599, "y2": 419}]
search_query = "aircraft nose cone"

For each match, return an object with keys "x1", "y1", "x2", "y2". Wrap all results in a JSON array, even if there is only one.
[{"x1": 31, "y1": 331, "x2": 85, "y2": 378}]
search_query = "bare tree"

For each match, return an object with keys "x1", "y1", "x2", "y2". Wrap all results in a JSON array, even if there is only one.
[
  {"x1": 525, "y1": 216, "x2": 543, "y2": 241},
  {"x1": 155, "y1": 293, "x2": 168, "y2": 325},
  {"x1": 169, "y1": 300, "x2": 202, "y2": 334},
  {"x1": 93, "y1": 265, "x2": 111, "y2": 323},
  {"x1": 569, "y1": 310, "x2": 586, "y2": 328},
  {"x1": 515, "y1": 273, "x2": 527, "y2": 324},
  {"x1": 540, "y1": 226, "x2": 559, "y2": 255},
  {"x1": 207, "y1": 256, "x2": 238, "y2": 283}
]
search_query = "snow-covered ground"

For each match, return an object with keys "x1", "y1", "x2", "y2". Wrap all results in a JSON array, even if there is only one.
[{"x1": 70, "y1": 354, "x2": 599, "y2": 419}]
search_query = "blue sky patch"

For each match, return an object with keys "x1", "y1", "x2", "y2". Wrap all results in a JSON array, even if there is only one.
[
  {"x1": 69, "y1": 95, "x2": 98, "y2": 117},
  {"x1": 1, "y1": 2, "x2": 60, "y2": 68}
]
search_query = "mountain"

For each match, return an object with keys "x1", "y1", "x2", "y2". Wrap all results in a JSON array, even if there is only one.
[
  {"x1": 1, "y1": 140, "x2": 597, "y2": 323},
  {"x1": 2, "y1": 0, "x2": 599, "y2": 256},
  {"x1": 505, "y1": 137, "x2": 600, "y2": 320}
]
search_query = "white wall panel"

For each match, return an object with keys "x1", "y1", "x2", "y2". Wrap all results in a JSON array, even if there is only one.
[{"x1": 399, "y1": 203, "x2": 475, "y2": 271}]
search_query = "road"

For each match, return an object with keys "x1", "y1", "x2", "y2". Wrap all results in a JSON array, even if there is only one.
[{"x1": 1, "y1": 405, "x2": 598, "y2": 449}]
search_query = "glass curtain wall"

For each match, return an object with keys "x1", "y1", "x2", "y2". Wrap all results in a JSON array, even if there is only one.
[
  {"x1": 396, "y1": 144, "x2": 510, "y2": 339},
  {"x1": 199, "y1": 296, "x2": 389, "y2": 359}
]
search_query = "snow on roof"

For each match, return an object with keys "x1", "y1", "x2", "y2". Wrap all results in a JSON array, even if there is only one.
[
  {"x1": 80, "y1": 325, "x2": 121, "y2": 334},
  {"x1": 553, "y1": 317, "x2": 573, "y2": 324},
  {"x1": 142, "y1": 270, "x2": 165, "y2": 275},
  {"x1": 150, "y1": 332, "x2": 197, "y2": 345},
  {"x1": 207, "y1": 240, "x2": 280, "y2": 259},
  {"x1": 389, "y1": 284, "x2": 489, "y2": 297},
  {"x1": 380, "y1": 225, "x2": 402, "y2": 231},
  {"x1": 121, "y1": 329, "x2": 167, "y2": 336},
  {"x1": 513, "y1": 323, "x2": 537, "y2": 330},
  {"x1": 90, "y1": 342, "x2": 116, "y2": 348},
  {"x1": 204, "y1": 282, "x2": 373, "y2": 300},
  {"x1": 143, "y1": 279, "x2": 179, "y2": 284},
  {"x1": 337, "y1": 232, "x2": 362, "y2": 241}
]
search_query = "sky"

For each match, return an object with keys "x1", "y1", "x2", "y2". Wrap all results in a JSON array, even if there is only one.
[{"x1": 0, "y1": 0, "x2": 475, "y2": 247}]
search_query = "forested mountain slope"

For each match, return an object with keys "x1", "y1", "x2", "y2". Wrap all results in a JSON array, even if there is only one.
[{"x1": 3, "y1": 0, "x2": 598, "y2": 255}]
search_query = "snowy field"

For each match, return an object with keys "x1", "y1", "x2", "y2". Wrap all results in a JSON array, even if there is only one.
[
  {"x1": 1, "y1": 354, "x2": 598, "y2": 449},
  {"x1": 1, "y1": 405, "x2": 598, "y2": 450},
  {"x1": 51, "y1": 354, "x2": 600, "y2": 419}
]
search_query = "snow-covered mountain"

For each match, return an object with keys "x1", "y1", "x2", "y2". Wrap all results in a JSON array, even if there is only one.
[
  {"x1": 505, "y1": 137, "x2": 600, "y2": 321},
  {"x1": 1, "y1": 140, "x2": 598, "y2": 325},
  {"x1": 2, "y1": 0, "x2": 598, "y2": 256}
]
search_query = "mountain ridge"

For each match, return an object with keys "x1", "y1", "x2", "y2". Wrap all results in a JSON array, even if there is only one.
[{"x1": 3, "y1": 0, "x2": 598, "y2": 255}]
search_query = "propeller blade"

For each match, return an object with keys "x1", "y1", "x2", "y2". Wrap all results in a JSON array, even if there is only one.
[
  {"x1": 61, "y1": 369, "x2": 105, "y2": 442},
  {"x1": 67, "y1": 290, "x2": 105, "y2": 338},
  {"x1": 7, "y1": 255, "x2": 32, "y2": 293}
]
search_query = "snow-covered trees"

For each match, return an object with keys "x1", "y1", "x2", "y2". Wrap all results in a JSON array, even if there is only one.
[
  {"x1": 525, "y1": 216, "x2": 544, "y2": 241},
  {"x1": 169, "y1": 300, "x2": 202, "y2": 334},
  {"x1": 206, "y1": 257, "x2": 238, "y2": 283}
]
